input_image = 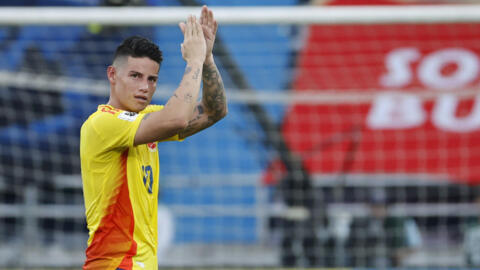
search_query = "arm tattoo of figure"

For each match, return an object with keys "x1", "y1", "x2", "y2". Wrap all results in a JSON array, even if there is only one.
[
  {"x1": 202, "y1": 62, "x2": 226, "y2": 121},
  {"x1": 142, "y1": 113, "x2": 151, "y2": 121},
  {"x1": 181, "y1": 105, "x2": 212, "y2": 137},
  {"x1": 185, "y1": 66, "x2": 192, "y2": 74}
]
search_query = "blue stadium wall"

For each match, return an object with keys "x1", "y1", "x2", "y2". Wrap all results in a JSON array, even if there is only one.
[{"x1": 0, "y1": 0, "x2": 300, "y2": 243}]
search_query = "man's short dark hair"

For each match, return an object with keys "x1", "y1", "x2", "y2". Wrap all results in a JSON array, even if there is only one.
[{"x1": 113, "y1": 35, "x2": 163, "y2": 65}]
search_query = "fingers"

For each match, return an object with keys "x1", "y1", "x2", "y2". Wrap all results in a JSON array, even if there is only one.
[
  {"x1": 179, "y1": 22, "x2": 186, "y2": 35},
  {"x1": 195, "y1": 17, "x2": 204, "y2": 39},
  {"x1": 213, "y1": 19, "x2": 218, "y2": 34},
  {"x1": 208, "y1": 9, "x2": 214, "y2": 27},
  {"x1": 191, "y1": 15, "x2": 202, "y2": 37},
  {"x1": 200, "y1": 5, "x2": 215, "y2": 28},
  {"x1": 180, "y1": 11, "x2": 207, "y2": 63},
  {"x1": 181, "y1": 17, "x2": 190, "y2": 38},
  {"x1": 181, "y1": 15, "x2": 197, "y2": 38},
  {"x1": 200, "y1": 5, "x2": 207, "y2": 25},
  {"x1": 201, "y1": 24, "x2": 209, "y2": 38},
  {"x1": 181, "y1": 14, "x2": 205, "y2": 42},
  {"x1": 189, "y1": 15, "x2": 195, "y2": 37}
]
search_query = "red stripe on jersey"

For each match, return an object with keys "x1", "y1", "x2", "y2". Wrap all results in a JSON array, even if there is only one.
[{"x1": 84, "y1": 150, "x2": 137, "y2": 270}]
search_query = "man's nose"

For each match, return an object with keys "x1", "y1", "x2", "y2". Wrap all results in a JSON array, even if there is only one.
[{"x1": 138, "y1": 80, "x2": 149, "y2": 92}]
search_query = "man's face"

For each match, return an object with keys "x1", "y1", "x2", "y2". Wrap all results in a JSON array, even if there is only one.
[{"x1": 109, "y1": 56, "x2": 159, "y2": 112}]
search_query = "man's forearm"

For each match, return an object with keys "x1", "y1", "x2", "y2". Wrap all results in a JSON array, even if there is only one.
[
  {"x1": 165, "y1": 61, "x2": 203, "y2": 120},
  {"x1": 202, "y1": 55, "x2": 227, "y2": 120},
  {"x1": 133, "y1": 61, "x2": 203, "y2": 145}
]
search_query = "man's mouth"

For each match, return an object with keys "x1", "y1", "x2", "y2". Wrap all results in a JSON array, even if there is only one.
[{"x1": 135, "y1": 95, "x2": 148, "y2": 102}]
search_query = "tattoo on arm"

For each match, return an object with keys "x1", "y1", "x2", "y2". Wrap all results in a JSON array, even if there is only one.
[
  {"x1": 142, "y1": 113, "x2": 151, "y2": 121},
  {"x1": 178, "y1": 63, "x2": 227, "y2": 139},
  {"x1": 170, "y1": 67, "x2": 199, "y2": 107},
  {"x1": 167, "y1": 94, "x2": 179, "y2": 107},
  {"x1": 193, "y1": 68, "x2": 200, "y2": 80},
  {"x1": 202, "y1": 62, "x2": 227, "y2": 121},
  {"x1": 180, "y1": 105, "x2": 214, "y2": 138},
  {"x1": 196, "y1": 104, "x2": 204, "y2": 115},
  {"x1": 184, "y1": 93, "x2": 193, "y2": 103}
]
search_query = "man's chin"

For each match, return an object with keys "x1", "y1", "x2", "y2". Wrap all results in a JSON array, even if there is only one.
[{"x1": 129, "y1": 103, "x2": 148, "y2": 113}]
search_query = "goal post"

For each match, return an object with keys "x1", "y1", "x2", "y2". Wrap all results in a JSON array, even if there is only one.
[
  {"x1": 1, "y1": 3, "x2": 480, "y2": 269},
  {"x1": 1, "y1": 5, "x2": 480, "y2": 25}
]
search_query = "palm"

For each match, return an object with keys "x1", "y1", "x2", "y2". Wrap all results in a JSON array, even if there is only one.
[
  {"x1": 202, "y1": 25, "x2": 215, "y2": 55},
  {"x1": 200, "y1": 6, "x2": 217, "y2": 57}
]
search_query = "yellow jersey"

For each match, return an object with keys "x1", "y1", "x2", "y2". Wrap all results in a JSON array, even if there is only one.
[{"x1": 80, "y1": 104, "x2": 179, "y2": 270}]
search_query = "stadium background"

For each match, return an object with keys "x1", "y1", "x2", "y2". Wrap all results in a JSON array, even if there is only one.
[{"x1": 1, "y1": 0, "x2": 480, "y2": 269}]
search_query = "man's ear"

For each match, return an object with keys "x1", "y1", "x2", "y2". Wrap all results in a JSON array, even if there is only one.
[{"x1": 107, "y1": 65, "x2": 116, "y2": 84}]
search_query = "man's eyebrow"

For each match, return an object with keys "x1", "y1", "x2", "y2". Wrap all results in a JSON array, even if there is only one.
[{"x1": 127, "y1": 70, "x2": 158, "y2": 81}]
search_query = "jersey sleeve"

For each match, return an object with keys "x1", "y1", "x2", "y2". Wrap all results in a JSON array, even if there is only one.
[
  {"x1": 141, "y1": 104, "x2": 164, "y2": 114},
  {"x1": 90, "y1": 110, "x2": 145, "y2": 149}
]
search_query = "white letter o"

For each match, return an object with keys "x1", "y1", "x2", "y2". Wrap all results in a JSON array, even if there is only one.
[{"x1": 418, "y1": 48, "x2": 479, "y2": 90}]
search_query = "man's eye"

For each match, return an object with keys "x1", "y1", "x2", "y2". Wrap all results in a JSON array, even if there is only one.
[{"x1": 131, "y1": 73, "x2": 139, "y2": 78}]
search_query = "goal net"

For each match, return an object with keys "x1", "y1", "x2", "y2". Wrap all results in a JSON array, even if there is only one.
[{"x1": 1, "y1": 1, "x2": 480, "y2": 268}]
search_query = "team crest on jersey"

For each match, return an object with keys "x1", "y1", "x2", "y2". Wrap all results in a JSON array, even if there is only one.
[
  {"x1": 147, "y1": 142, "x2": 157, "y2": 152},
  {"x1": 118, "y1": 111, "x2": 138, "y2": 122}
]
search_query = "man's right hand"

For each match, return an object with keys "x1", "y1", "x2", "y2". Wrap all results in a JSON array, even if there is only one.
[
  {"x1": 179, "y1": 15, "x2": 206, "y2": 65},
  {"x1": 134, "y1": 16, "x2": 207, "y2": 146}
]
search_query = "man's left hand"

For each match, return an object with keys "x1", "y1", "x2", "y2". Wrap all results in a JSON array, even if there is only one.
[{"x1": 199, "y1": 5, "x2": 218, "y2": 59}]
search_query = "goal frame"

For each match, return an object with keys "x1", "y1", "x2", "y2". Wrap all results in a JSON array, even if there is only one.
[{"x1": 0, "y1": 5, "x2": 480, "y2": 25}]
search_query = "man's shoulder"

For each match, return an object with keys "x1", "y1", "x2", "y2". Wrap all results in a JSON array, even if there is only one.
[
  {"x1": 88, "y1": 104, "x2": 165, "y2": 118},
  {"x1": 82, "y1": 105, "x2": 136, "y2": 136},
  {"x1": 83, "y1": 105, "x2": 119, "y2": 122},
  {"x1": 88, "y1": 105, "x2": 141, "y2": 125},
  {"x1": 81, "y1": 105, "x2": 144, "y2": 149}
]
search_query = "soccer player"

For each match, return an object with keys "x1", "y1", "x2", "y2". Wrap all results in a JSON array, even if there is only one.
[{"x1": 80, "y1": 6, "x2": 227, "y2": 270}]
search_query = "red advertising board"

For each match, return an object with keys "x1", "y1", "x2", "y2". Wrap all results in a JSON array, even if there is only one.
[{"x1": 265, "y1": 2, "x2": 480, "y2": 185}]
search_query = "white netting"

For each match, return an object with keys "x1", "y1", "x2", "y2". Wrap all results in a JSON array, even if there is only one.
[{"x1": 1, "y1": 3, "x2": 480, "y2": 269}]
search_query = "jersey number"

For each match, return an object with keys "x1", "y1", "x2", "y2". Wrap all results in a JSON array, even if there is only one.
[{"x1": 142, "y1": 165, "x2": 153, "y2": 194}]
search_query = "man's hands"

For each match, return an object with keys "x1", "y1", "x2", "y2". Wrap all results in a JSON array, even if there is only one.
[
  {"x1": 199, "y1": 5, "x2": 218, "y2": 60},
  {"x1": 179, "y1": 5, "x2": 217, "y2": 63},
  {"x1": 134, "y1": 7, "x2": 223, "y2": 145},
  {"x1": 179, "y1": 15, "x2": 206, "y2": 65},
  {"x1": 172, "y1": 6, "x2": 226, "y2": 140}
]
